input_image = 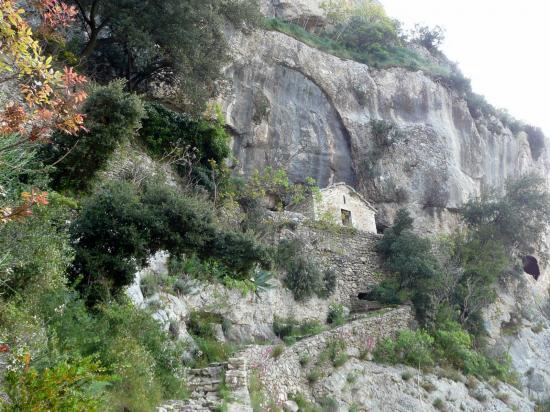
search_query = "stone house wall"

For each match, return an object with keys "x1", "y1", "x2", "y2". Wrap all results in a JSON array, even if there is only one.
[
  {"x1": 314, "y1": 184, "x2": 377, "y2": 233},
  {"x1": 282, "y1": 220, "x2": 384, "y2": 308}
]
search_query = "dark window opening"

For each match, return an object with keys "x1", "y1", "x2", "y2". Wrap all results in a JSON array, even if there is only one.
[
  {"x1": 343, "y1": 195, "x2": 346, "y2": 204},
  {"x1": 376, "y1": 222, "x2": 388, "y2": 234},
  {"x1": 523, "y1": 255, "x2": 540, "y2": 281},
  {"x1": 341, "y1": 209, "x2": 352, "y2": 226}
]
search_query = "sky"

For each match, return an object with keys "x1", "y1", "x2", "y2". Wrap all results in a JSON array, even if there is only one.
[{"x1": 381, "y1": 0, "x2": 550, "y2": 135}]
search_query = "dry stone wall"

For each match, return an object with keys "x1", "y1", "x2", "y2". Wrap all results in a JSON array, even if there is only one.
[
  {"x1": 240, "y1": 306, "x2": 414, "y2": 403},
  {"x1": 274, "y1": 213, "x2": 384, "y2": 307}
]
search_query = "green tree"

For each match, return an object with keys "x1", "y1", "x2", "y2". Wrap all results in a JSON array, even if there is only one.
[
  {"x1": 43, "y1": 80, "x2": 145, "y2": 191},
  {"x1": 70, "y1": 0, "x2": 260, "y2": 113},
  {"x1": 461, "y1": 173, "x2": 550, "y2": 259}
]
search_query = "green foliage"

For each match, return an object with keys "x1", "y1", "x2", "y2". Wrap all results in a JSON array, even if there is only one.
[
  {"x1": 271, "y1": 344, "x2": 285, "y2": 359},
  {"x1": 265, "y1": 17, "x2": 468, "y2": 93},
  {"x1": 374, "y1": 330, "x2": 435, "y2": 368},
  {"x1": 140, "y1": 102, "x2": 230, "y2": 167},
  {"x1": 410, "y1": 24, "x2": 445, "y2": 51},
  {"x1": 276, "y1": 239, "x2": 335, "y2": 301},
  {"x1": 377, "y1": 209, "x2": 439, "y2": 290},
  {"x1": 364, "y1": 278, "x2": 406, "y2": 305},
  {"x1": 186, "y1": 311, "x2": 234, "y2": 367},
  {"x1": 318, "y1": 339, "x2": 348, "y2": 368},
  {"x1": 29, "y1": 290, "x2": 187, "y2": 410},
  {"x1": 246, "y1": 167, "x2": 320, "y2": 210},
  {"x1": 44, "y1": 80, "x2": 145, "y2": 191},
  {"x1": 3, "y1": 357, "x2": 110, "y2": 412},
  {"x1": 70, "y1": 180, "x2": 269, "y2": 302},
  {"x1": 273, "y1": 317, "x2": 325, "y2": 345},
  {"x1": 73, "y1": 0, "x2": 261, "y2": 114},
  {"x1": 461, "y1": 173, "x2": 550, "y2": 258},
  {"x1": 327, "y1": 304, "x2": 346, "y2": 326},
  {"x1": 0, "y1": 196, "x2": 74, "y2": 299},
  {"x1": 374, "y1": 323, "x2": 517, "y2": 384}
]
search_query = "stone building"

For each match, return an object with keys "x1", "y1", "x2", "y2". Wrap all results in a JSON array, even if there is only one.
[{"x1": 294, "y1": 183, "x2": 377, "y2": 233}]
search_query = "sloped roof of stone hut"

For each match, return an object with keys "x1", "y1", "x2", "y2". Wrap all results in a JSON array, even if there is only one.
[{"x1": 320, "y1": 182, "x2": 377, "y2": 213}]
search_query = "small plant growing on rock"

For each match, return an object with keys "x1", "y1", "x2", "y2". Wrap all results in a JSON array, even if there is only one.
[
  {"x1": 421, "y1": 380, "x2": 436, "y2": 392},
  {"x1": 307, "y1": 368, "x2": 322, "y2": 384},
  {"x1": 327, "y1": 304, "x2": 346, "y2": 326},
  {"x1": 140, "y1": 274, "x2": 161, "y2": 298},
  {"x1": 496, "y1": 392, "x2": 510, "y2": 404},
  {"x1": 347, "y1": 372, "x2": 358, "y2": 384},
  {"x1": 433, "y1": 398, "x2": 445, "y2": 411},
  {"x1": 271, "y1": 344, "x2": 285, "y2": 359},
  {"x1": 401, "y1": 371, "x2": 414, "y2": 381},
  {"x1": 299, "y1": 355, "x2": 310, "y2": 368}
]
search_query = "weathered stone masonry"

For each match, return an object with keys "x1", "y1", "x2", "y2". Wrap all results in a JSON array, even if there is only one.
[{"x1": 240, "y1": 306, "x2": 414, "y2": 403}]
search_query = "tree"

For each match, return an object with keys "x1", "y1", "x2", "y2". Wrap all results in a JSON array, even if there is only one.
[
  {"x1": 70, "y1": 0, "x2": 260, "y2": 113},
  {"x1": 410, "y1": 24, "x2": 445, "y2": 51},
  {"x1": 0, "y1": 0, "x2": 87, "y2": 223},
  {"x1": 42, "y1": 80, "x2": 145, "y2": 190},
  {"x1": 461, "y1": 173, "x2": 550, "y2": 259}
]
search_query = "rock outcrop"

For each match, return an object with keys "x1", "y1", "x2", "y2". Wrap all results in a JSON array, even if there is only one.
[{"x1": 221, "y1": 27, "x2": 550, "y2": 232}]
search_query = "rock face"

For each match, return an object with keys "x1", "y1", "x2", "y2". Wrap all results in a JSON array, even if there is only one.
[
  {"x1": 316, "y1": 360, "x2": 534, "y2": 412},
  {"x1": 221, "y1": 28, "x2": 550, "y2": 232}
]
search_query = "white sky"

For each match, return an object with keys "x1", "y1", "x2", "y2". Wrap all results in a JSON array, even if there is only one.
[{"x1": 381, "y1": 0, "x2": 550, "y2": 135}]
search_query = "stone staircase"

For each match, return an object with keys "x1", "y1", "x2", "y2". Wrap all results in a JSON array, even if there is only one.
[{"x1": 158, "y1": 357, "x2": 251, "y2": 412}]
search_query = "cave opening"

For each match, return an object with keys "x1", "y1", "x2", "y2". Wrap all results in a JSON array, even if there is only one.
[
  {"x1": 523, "y1": 255, "x2": 540, "y2": 281},
  {"x1": 357, "y1": 292, "x2": 369, "y2": 300}
]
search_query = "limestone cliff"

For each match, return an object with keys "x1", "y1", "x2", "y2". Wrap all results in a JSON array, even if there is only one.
[
  {"x1": 217, "y1": 1, "x2": 550, "y2": 405},
  {"x1": 220, "y1": 27, "x2": 549, "y2": 233}
]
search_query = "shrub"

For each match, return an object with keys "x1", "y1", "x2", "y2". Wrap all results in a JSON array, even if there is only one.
[
  {"x1": 140, "y1": 274, "x2": 161, "y2": 298},
  {"x1": 273, "y1": 317, "x2": 324, "y2": 344},
  {"x1": 140, "y1": 102, "x2": 230, "y2": 163},
  {"x1": 401, "y1": 371, "x2": 413, "y2": 381},
  {"x1": 3, "y1": 357, "x2": 110, "y2": 412},
  {"x1": 374, "y1": 330, "x2": 435, "y2": 368},
  {"x1": 69, "y1": 181, "x2": 154, "y2": 302},
  {"x1": 327, "y1": 304, "x2": 346, "y2": 326},
  {"x1": 43, "y1": 80, "x2": 145, "y2": 191},
  {"x1": 38, "y1": 292, "x2": 187, "y2": 408},
  {"x1": 307, "y1": 368, "x2": 322, "y2": 384},
  {"x1": 271, "y1": 344, "x2": 285, "y2": 359},
  {"x1": 277, "y1": 239, "x2": 334, "y2": 301},
  {"x1": 364, "y1": 279, "x2": 405, "y2": 305},
  {"x1": 71, "y1": 181, "x2": 270, "y2": 302},
  {"x1": 0, "y1": 196, "x2": 74, "y2": 299},
  {"x1": 433, "y1": 398, "x2": 445, "y2": 411}
]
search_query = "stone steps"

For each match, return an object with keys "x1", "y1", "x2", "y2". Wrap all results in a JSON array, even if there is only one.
[{"x1": 158, "y1": 357, "x2": 252, "y2": 412}]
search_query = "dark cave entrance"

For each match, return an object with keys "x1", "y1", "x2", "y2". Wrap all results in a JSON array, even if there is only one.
[
  {"x1": 523, "y1": 255, "x2": 540, "y2": 281},
  {"x1": 357, "y1": 292, "x2": 370, "y2": 300}
]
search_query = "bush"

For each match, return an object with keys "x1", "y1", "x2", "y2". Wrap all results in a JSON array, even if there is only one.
[
  {"x1": 277, "y1": 239, "x2": 334, "y2": 301},
  {"x1": 271, "y1": 344, "x2": 285, "y2": 359},
  {"x1": 140, "y1": 102, "x2": 230, "y2": 163},
  {"x1": 3, "y1": 357, "x2": 110, "y2": 412},
  {"x1": 374, "y1": 330, "x2": 435, "y2": 368},
  {"x1": 43, "y1": 80, "x2": 145, "y2": 191},
  {"x1": 140, "y1": 274, "x2": 161, "y2": 298},
  {"x1": 69, "y1": 181, "x2": 154, "y2": 302},
  {"x1": 38, "y1": 291, "x2": 187, "y2": 408},
  {"x1": 327, "y1": 304, "x2": 346, "y2": 326},
  {"x1": 0, "y1": 195, "x2": 74, "y2": 299},
  {"x1": 71, "y1": 181, "x2": 270, "y2": 302},
  {"x1": 273, "y1": 317, "x2": 324, "y2": 344},
  {"x1": 364, "y1": 279, "x2": 405, "y2": 305}
]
